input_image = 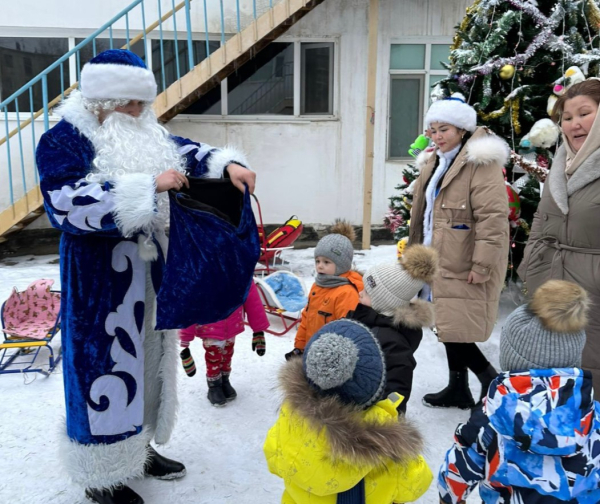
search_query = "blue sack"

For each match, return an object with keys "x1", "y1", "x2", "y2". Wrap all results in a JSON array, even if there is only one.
[{"x1": 155, "y1": 178, "x2": 260, "y2": 330}]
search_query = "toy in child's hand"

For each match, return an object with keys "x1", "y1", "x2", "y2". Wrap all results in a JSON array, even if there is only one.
[
  {"x1": 252, "y1": 331, "x2": 266, "y2": 356},
  {"x1": 285, "y1": 348, "x2": 304, "y2": 361},
  {"x1": 408, "y1": 134, "x2": 431, "y2": 158}
]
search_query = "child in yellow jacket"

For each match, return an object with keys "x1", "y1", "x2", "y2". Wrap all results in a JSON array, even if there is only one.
[
  {"x1": 265, "y1": 319, "x2": 432, "y2": 504},
  {"x1": 285, "y1": 221, "x2": 363, "y2": 360}
]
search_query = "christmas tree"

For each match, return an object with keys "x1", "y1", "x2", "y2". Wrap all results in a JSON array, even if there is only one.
[
  {"x1": 384, "y1": 163, "x2": 419, "y2": 240},
  {"x1": 385, "y1": 0, "x2": 600, "y2": 277}
]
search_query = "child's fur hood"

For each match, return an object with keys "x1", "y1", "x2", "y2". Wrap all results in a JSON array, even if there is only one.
[{"x1": 278, "y1": 358, "x2": 424, "y2": 466}]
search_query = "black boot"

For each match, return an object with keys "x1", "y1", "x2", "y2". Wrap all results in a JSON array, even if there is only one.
[
  {"x1": 144, "y1": 445, "x2": 186, "y2": 480},
  {"x1": 473, "y1": 364, "x2": 499, "y2": 408},
  {"x1": 221, "y1": 373, "x2": 237, "y2": 401},
  {"x1": 422, "y1": 370, "x2": 475, "y2": 409},
  {"x1": 85, "y1": 485, "x2": 143, "y2": 504},
  {"x1": 207, "y1": 377, "x2": 227, "y2": 406}
]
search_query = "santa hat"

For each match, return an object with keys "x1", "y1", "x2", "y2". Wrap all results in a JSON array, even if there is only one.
[
  {"x1": 425, "y1": 92, "x2": 477, "y2": 132},
  {"x1": 80, "y1": 49, "x2": 157, "y2": 102}
]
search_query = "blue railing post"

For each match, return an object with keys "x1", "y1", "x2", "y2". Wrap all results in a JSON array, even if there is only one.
[
  {"x1": 186, "y1": 0, "x2": 196, "y2": 71},
  {"x1": 4, "y1": 108, "x2": 14, "y2": 207},
  {"x1": 203, "y1": 0, "x2": 209, "y2": 61},
  {"x1": 158, "y1": 0, "x2": 167, "y2": 92},
  {"x1": 126, "y1": 13, "x2": 131, "y2": 49},
  {"x1": 29, "y1": 88, "x2": 38, "y2": 183},
  {"x1": 41, "y1": 75, "x2": 49, "y2": 131},
  {"x1": 141, "y1": 0, "x2": 148, "y2": 61},
  {"x1": 14, "y1": 99, "x2": 28, "y2": 196},
  {"x1": 171, "y1": 0, "x2": 181, "y2": 80},
  {"x1": 220, "y1": 0, "x2": 226, "y2": 46},
  {"x1": 236, "y1": 0, "x2": 241, "y2": 33}
]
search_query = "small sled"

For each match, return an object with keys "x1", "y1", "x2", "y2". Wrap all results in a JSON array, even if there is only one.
[
  {"x1": 253, "y1": 271, "x2": 308, "y2": 336},
  {"x1": 0, "y1": 279, "x2": 62, "y2": 376}
]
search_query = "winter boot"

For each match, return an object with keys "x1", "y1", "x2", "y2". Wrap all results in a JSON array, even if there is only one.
[
  {"x1": 144, "y1": 445, "x2": 186, "y2": 480},
  {"x1": 473, "y1": 364, "x2": 499, "y2": 409},
  {"x1": 85, "y1": 485, "x2": 143, "y2": 504},
  {"x1": 207, "y1": 377, "x2": 227, "y2": 406},
  {"x1": 422, "y1": 370, "x2": 475, "y2": 409},
  {"x1": 221, "y1": 373, "x2": 237, "y2": 401},
  {"x1": 180, "y1": 347, "x2": 196, "y2": 377}
]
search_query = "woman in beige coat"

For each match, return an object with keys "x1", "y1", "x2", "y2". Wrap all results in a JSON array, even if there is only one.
[
  {"x1": 408, "y1": 94, "x2": 509, "y2": 409},
  {"x1": 520, "y1": 79, "x2": 600, "y2": 399}
]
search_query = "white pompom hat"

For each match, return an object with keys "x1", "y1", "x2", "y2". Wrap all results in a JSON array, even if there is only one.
[{"x1": 425, "y1": 92, "x2": 477, "y2": 132}]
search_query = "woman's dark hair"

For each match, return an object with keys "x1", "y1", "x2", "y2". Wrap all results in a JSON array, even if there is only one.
[{"x1": 551, "y1": 79, "x2": 600, "y2": 123}]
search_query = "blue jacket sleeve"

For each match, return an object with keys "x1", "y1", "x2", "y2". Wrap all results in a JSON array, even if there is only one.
[
  {"x1": 438, "y1": 407, "x2": 490, "y2": 504},
  {"x1": 36, "y1": 124, "x2": 158, "y2": 238},
  {"x1": 170, "y1": 135, "x2": 250, "y2": 178}
]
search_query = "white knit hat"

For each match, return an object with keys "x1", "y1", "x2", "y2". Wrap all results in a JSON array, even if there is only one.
[
  {"x1": 425, "y1": 92, "x2": 477, "y2": 132},
  {"x1": 363, "y1": 245, "x2": 438, "y2": 317}
]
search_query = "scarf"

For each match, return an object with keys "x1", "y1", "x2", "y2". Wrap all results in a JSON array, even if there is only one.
[
  {"x1": 315, "y1": 274, "x2": 351, "y2": 288},
  {"x1": 563, "y1": 96, "x2": 600, "y2": 178},
  {"x1": 422, "y1": 143, "x2": 462, "y2": 246}
]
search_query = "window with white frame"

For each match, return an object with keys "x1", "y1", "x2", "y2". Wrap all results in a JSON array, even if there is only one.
[
  {"x1": 388, "y1": 41, "x2": 451, "y2": 160},
  {"x1": 182, "y1": 40, "x2": 336, "y2": 117}
]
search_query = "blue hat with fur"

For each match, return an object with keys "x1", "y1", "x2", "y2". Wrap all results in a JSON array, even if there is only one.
[
  {"x1": 303, "y1": 319, "x2": 386, "y2": 408},
  {"x1": 80, "y1": 49, "x2": 157, "y2": 102}
]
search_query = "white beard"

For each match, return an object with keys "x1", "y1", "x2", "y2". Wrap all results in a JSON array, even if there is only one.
[{"x1": 87, "y1": 107, "x2": 187, "y2": 231}]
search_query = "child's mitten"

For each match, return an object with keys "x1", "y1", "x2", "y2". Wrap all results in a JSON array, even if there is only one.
[
  {"x1": 284, "y1": 348, "x2": 303, "y2": 361},
  {"x1": 252, "y1": 331, "x2": 266, "y2": 356},
  {"x1": 180, "y1": 347, "x2": 196, "y2": 377}
]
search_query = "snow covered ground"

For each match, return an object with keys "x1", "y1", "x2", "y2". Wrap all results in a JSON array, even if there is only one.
[{"x1": 0, "y1": 246, "x2": 525, "y2": 504}]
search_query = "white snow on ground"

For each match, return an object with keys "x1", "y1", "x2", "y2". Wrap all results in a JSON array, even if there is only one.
[{"x1": 0, "y1": 246, "x2": 525, "y2": 504}]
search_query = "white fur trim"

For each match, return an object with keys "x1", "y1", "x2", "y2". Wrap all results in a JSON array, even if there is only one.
[
  {"x1": 415, "y1": 149, "x2": 434, "y2": 170},
  {"x1": 154, "y1": 330, "x2": 180, "y2": 444},
  {"x1": 206, "y1": 145, "x2": 251, "y2": 178},
  {"x1": 465, "y1": 135, "x2": 510, "y2": 166},
  {"x1": 426, "y1": 99, "x2": 477, "y2": 132},
  {"x1": 55, "y1": 90, "x2": 100, "y2": 139},
  {"x1": 137, "y1": 234, "x2": 158, "y2": 262},
  {"x1": 81, "y1": 63, "x2": 157, "y2": 102},
  {"x1": 111, "y1": 173, "x2": 157, "y2": 237},
  {"x1": 60, "y1": 427, "x2": 149, "y2": 489}
]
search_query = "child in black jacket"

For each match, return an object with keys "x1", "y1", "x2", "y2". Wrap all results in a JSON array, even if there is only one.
[{"x1": 348, "y1": 245, "x2": 438, "y2": 413}]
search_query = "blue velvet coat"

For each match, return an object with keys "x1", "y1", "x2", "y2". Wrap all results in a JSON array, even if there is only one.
[{"x1": 35, "y1": 93, "x2": 250, "y2": 489}]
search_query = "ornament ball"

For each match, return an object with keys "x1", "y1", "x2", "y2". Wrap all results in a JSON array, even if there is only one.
[{"x1": 499, "y1": 64, "x2": 516, "y2": 80}]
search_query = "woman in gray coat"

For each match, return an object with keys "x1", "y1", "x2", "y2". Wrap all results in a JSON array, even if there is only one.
[{"x1": 520, "y1": 78, "x2": 600, "y2": 399}]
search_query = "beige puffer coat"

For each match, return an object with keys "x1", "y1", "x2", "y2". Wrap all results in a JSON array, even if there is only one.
[
  {"x1": 409, "y1": 127, "x2": 509, "y2": 343},
  {"x1": 518, "y1": 143, "x2": 600, "y2": 398}
]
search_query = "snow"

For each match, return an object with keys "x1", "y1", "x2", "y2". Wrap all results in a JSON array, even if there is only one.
[{"x1": 0, "y1": 246, "x2": 525, "y2": 504}]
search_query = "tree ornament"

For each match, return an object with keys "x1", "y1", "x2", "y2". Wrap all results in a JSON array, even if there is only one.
[
  {"x1": 587, "y1": 0, "x2": 600, "y2": 33},
  {"x1": 499, "y1": 64, "x2": 516, "y2": 79},
  {"x1": 396, "y1": 237, "x2": 408, "y2": 260},
  {"x1": 506, "y1": 182, "x2": 522, "y2": 222},
  {"x1": 510, "y1": 151, "x2": 549, "y2": 182}
]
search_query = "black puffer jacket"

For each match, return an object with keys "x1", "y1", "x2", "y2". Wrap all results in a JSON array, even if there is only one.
[{"x1": 348, "y1": 301, "x2": 433, "y2": 413}]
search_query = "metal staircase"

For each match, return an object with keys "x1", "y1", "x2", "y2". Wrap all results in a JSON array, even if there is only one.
[{"x1": 0, "y1": 0, "x2": 326, "y2": 243}]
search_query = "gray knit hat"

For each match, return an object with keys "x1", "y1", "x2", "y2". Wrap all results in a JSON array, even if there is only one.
[
  {"x1": 500, "y1": 280, "x2": 589, "y2": 371},
  {"x1": 314, "y1": 234, "x2": 354, "y2": 275},
  {"x1": 363, "y1": 245, "x2": 438, "y2": 317},
  {"x1": 303, "y1": 319, "x2": 386, "y2": 408}
]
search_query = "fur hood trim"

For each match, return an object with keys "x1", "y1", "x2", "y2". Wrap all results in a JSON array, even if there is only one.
[
  {"x1": 465, "y1": 134, "x2": 509, "y2": 167},
  {"x1": 530, "y1": 280, "x2": 590, "y2": 333},
  {"x1": 278, "y1": 359, "x2": 424, "y2": 466},
  {"x1": 330, "y1": 219, "x2": 356, "y2": 242},
  {"x1": 54, "y1": 90, "x2": 101, "y2": 139},
  {"x1": 415, "y1": 149, "x2": 434, "y2": 170},
  {"x1": 393, "y1": 300, "x2": 435, "y2": 329},
  {"x1": 401, "y1": 245, "x2": 439, "y2": 283}
]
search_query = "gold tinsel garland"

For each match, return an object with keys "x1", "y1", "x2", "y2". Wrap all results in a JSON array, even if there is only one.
[
  {"x1": 452, "y1": 0, "x2": 482, "y2": 50},
  {"x1": 587, "y1": 0, "x2": 600, "y2": 32},
  {"x1": 478, "y1": 97, "x2": 522, "y2": 135}
]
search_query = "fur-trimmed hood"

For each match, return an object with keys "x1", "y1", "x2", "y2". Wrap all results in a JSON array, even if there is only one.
[
  {"x1": 416, "y1": 127, "x2": 509, "y2": 170},
  {"x1": 278, "y1": 358, "x2": 424, "y2": 466},
  {"x1": 392, "y1": 300, "x2": 434, "y2": 329}
]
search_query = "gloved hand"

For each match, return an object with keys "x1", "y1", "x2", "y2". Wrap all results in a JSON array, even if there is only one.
[
  {"x1": 285, "y1": 348, "x2": 304, "y2": 361},
  {"x1": 252, "y1": 331, "x2": 266, "y2": 356}
]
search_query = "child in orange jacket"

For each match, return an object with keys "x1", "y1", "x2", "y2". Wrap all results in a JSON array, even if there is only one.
[{"x1": 285, "y1": 221, "x2": 363, "y2": 360}]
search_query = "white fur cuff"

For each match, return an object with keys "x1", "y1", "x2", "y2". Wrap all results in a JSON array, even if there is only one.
[
  {"x1": 60, "y1": 428, "x2": 150, "y2": 489},
  {"x1": 111, "y1": 173, "x2": 157, "y2": 237},
  {"x1": 81, "y1": 63, "x2": 157, "y2": 102},
  {"x1": 206, "y1": 145, "x2": 251, "y2": 178}
]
